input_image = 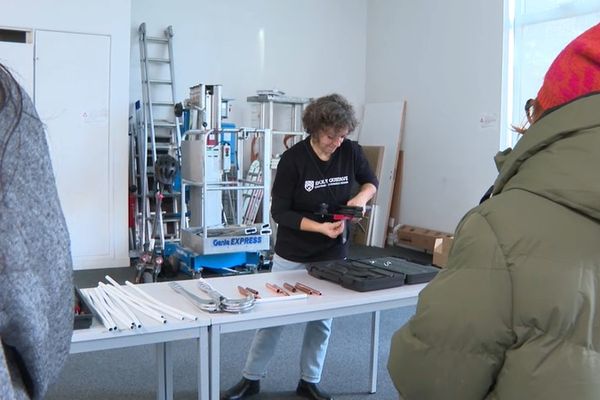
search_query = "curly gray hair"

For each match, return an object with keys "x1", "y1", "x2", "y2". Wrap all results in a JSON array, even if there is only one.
[{"x1": 302, "y1": 93, "x2": 358, "y2": 136}]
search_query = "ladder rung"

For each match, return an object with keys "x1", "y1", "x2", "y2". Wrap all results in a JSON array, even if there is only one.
[
  {"x1": 148, "y1": 216, "x2": 179, "y2": 223},
  {"x1": 147, "y1": 36, "x2": 168, "y2": 43},
  {"x1": 147, "y1": 211, "x2": 180, "y2": 218},
  {"x1": 142, "y1": 192, "x2": 181, "y2": 199},
  {"x1": 152, "y1": 101, "x2": 175, "y2": 106},
  {"x1": 150, "y1": 234, "x2": 179, "y2": 240},
  {"x1": 152, "y1": 131, "x2": 175, "y2": 138},
  {"x1": 154, "y1": 120, "x2": 176, "y2": 127},
  {"x1": 148, "y1": 142, "x2": 175, "y2": 149},
  {"x1": 148, "y1": 145, "x2": 172, "y2": 153},
  {"x1": 148, "y1": 79, "x2": 172, "y2": 85},
  {"x1": 148, "y1": 57, "x2": 170, "y2": 63},
  {"x1": 142, "y1": 192, "x2": 181, "y2": 198},
  {"x1": 161, "y1": 192, "x2": 181, "y2": 198},
  {"x1": 151, "y1": 132, "x2": 176, "y2": 139},
  {"x1": 151, "y1": 140, "x2": 174, "y2": 146}
]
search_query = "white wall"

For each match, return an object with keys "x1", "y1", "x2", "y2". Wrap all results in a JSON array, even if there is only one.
[
  {"x1": 1, "y1": 0, "x2": 506, "y2": 268},
  {"x1": 132, "y1": 0, "x2": 505, "y2": 235},
  {"x1": 365, "y1": 0, "x2": 504, "y2": 233},
  {"x1": 0, "y1": 0, "x2": 131, "y2": 269},
  {"x1": 130, "y1": 0, "x2": 368, "y2": 130}
]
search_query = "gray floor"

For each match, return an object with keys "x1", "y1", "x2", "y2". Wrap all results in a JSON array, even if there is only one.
[
  {"x1": 47, "y1": 307, "x2": 414, "y2": 400},
  {"x1": 48, "y1": 246, "x2": 427, "y2": 399}
]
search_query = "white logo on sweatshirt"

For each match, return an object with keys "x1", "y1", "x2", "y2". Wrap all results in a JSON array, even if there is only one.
[{"x1": 304, "y1": 176, "x2": 348, "y2": 192}]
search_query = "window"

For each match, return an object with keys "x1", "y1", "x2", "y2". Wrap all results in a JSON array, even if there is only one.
[
  {"x1": 0, "y1": 29, "x2": 29, "y2": 44},
  {"x1": 503, "y1": 0, "x2": 600, "y2": 148}
]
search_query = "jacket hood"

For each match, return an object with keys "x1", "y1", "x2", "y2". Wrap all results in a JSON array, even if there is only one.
[{"x1": 492, "y1": 93, "x2": 600, "y2": 221}]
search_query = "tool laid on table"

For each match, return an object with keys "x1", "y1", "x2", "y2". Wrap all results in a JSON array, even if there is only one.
[
  {"x1": 168, "y1": 282, "x2": 219, "y2": 313},
  {"x1": 197, "y1": 279, "x2": 255, "y2": 313}
]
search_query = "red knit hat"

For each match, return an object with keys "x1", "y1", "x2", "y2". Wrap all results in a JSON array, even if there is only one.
[{"x1": 536, "y1": 22, "x2": 600, "y2": 111}]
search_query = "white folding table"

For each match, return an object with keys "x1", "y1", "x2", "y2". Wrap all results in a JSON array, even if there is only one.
[
  {"x1": 72, "y1": 283, "x2": 212, "y2": 400},
  {"x1": 204, "y1": 270, "x2": 425, "y2": 400},
  {"x1": 71, "y1": 270, "x2": 425, "y2": 400}
]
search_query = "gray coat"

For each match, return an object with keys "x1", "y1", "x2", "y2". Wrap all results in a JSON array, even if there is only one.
[
  {"x1": 388, "y1": 93, "x2": 600, "y2": 399},
  {"x1": 0, "y1": 71, "x2": 73, "y2": 399}
]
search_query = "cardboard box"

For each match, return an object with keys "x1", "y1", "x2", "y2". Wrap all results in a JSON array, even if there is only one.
[
  {"x1": 396, "y1": 225, "x2": 453, "y2": 253},
  {"x1": 432, "y1": 236, "x2": 454, "y2": 268}
]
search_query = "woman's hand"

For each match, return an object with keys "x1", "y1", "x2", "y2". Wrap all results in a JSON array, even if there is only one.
[
  {"x1": 300, "y1": 217, "x2": 344, "y2": 238},
  {"x1": 347, "y1": 183, "x2": 377, "y2": 216},
  {"x1": 320, "y1": 221, "x2": 345, "y2": 238},
  {"x1": 346, "y1": 197, "x2": 367, "y2": 216}
]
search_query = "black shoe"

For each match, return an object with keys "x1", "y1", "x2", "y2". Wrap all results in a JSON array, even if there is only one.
[
  {"x1": 221, "y1": 377, "x2": 260, "y2": 400},
  {"x1": 296, "y1": 379, "x2": 334, "y2": 400}
]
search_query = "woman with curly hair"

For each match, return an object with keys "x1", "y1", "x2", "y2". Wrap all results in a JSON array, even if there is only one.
[{"x1": 223, "y1": 94, "x2": 377, "y2": 400}]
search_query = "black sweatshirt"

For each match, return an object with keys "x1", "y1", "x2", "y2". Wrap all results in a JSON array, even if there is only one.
[{"x1": 271, "y1": 137, "x2": 378, "y2": 262}]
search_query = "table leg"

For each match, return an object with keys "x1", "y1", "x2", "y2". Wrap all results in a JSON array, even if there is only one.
[
  {"x1": 209, "y1": 325, "x2": 221, "y2": 400},
  {"x1": 369, "y1": 311, "x2": 380, "y2": 393},
  {"x1": 198, "y1": 327, "x2": 209, "y2": 400},
  {"x1": 156, "y1": 342, "x2": 173, "y2": 400}
]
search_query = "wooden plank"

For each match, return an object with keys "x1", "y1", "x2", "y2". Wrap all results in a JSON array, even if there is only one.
[
  {"x1": 351, "y1": 146, "x2": 384, "y2": 246},
  {"x1": 389, "y1": 150, "x2": 404, "y2": 226},
  {"x1": 357, "y1": 101, "x2": 406, "y2": 247}
]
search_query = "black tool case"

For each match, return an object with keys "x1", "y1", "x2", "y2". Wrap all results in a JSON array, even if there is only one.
[
  {"x1": 354, "y1": 257, "x2": 439, "y2": 284},
  {"x1": 74, "y1": 287, "x2": 94, "y2": 330},
  {"x1": 307, "y1": 259, "x2": 406, "y2": 292},
  {"x1": 306, "y1": 257, "x2": 439, "y2": 292}
]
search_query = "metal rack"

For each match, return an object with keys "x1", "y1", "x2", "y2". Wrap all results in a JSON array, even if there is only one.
[
  {"x1": 246, "y1": 92, "x2": 309, "y2": 169},
  {"x1": 179, "y1": 84, "x2": 272, "y2": 256}
]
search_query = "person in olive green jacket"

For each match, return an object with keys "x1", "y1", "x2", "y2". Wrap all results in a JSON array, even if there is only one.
[{"x1": 388, "y1": 23, "x2": 600, "y2": 400}]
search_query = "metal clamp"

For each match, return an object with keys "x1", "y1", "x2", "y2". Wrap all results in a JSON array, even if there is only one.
[
  {"x1": 197, "y1": 279, "x2": 255, "y2": 313},
  {"x1": 168, "y1": 282, "x2": 219, "y2": 313}
]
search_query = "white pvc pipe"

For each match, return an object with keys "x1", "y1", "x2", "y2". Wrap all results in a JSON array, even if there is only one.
[
  {"x1": 99, "y1": 283, "x2": 142, "y2": 328},
  {"x1": 104, "y1": 283, "x2": 167, "y2": 324},
  {"x1": 80, "y1": 290, "x2": 114, "y2": 332},
  {"x1": 86, "y1": 289, "x2": 117, "y2": 331},
  {"x1": 124, "y1": 280, "x2": 197, "y2": 321},
  {"x1": 89, "y1": 288, "x2": 118, "y2": 331},
  {"x1": 95, "y1": 286, "x2": 132, "y2": 331},
  {"x1": 105, "y1": 277, "x2": 166, "y2": 319}
]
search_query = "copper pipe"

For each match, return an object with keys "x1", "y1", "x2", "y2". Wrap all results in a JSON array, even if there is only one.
[
  {"x1": 265, "y1": 282, "x2": 290, "y2": 296},
  {"x1": 245, "y1": 287, "x2": 261, "y2": 299},
  {"x1": 283, "y1": 282, "x2": 297, "y2": 293},
  {"x1": 295, "y1": 282, "x2": 322, "y2": 296},
  {"x1": 238, "y1": 286, "x2": 250, "y2": 297}
]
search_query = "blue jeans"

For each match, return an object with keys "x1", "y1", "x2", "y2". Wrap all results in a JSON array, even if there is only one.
[{"x1": 242, "y1": 254, "x2": 333, "y2": 383}]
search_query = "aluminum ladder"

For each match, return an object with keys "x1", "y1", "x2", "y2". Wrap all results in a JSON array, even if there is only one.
[{"x1": 137, "y1": 23, "x2": 183, "y2": 252}]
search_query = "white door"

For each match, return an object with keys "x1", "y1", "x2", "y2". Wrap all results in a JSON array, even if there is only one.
[{"x1": 35, "y1": 30, "x2": 112, "y2": 269}]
